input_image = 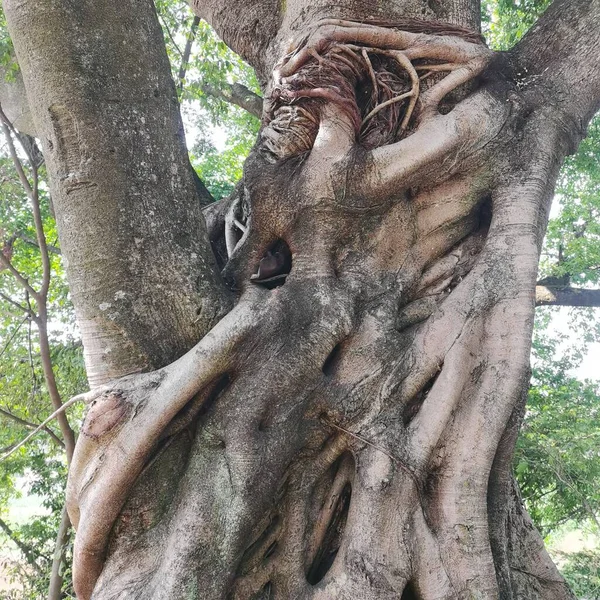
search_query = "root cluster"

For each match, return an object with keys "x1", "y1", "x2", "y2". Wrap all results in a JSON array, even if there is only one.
[{"x1": 261, "y1": 19, "x2": 487, "y2": 160}]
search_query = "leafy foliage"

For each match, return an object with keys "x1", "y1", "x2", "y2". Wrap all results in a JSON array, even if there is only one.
[
  {"x1": 155, "y1": 0, "x2": 260, "y2": 200},
  {"x1": 517, "y1": 311, "x2": 600, "y2": 537},
  {"x1": 482, "y1": 0, "x2": 552, "y2": 49},
  {"x1": 541, "y1": 117, "x2": 600, "y2": 287},
  {"x1": 558, "y1": 549, "x2": 600, "y2": 599}
]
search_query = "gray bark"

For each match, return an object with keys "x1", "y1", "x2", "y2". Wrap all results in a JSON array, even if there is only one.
[
  {"x1": 536, "y1": 285, "x2": 600, "y2": 307},
  {"x1": 5, "y1": 0, "x2": 600, "y2": 599}
]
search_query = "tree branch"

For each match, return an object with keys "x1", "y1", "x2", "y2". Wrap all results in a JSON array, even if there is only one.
[
  {"x1": 0, "y1": 252, "x2": 38, "y2": 300},
  {"x1": 199, "y1": 82, "x2": 262, "y2": 118},
  {"x1": 535, "y1": 285, "x2": 600, "y2": 307},
  {"x1": 0, "y1": 292, "x2": 36, "y2": 319},
  {"x1": 1, "y1": 108, "x2": 52, "y2": 298},
  {"x1": 0, "y1": 517, "x2": 45, "y2": 574},
  {"x1": 0, "y1": 407, "x2": 65, "y2": 448},
  {"x1": 48, "y1": 504, "x2": 71, "y2": 600},
  {"x1": 513, "y1": 0, "x2": 600, "y2": 132},
  {"x1": 14, "y1": 231, "x2": 61, "y2": 255},
  {"x1": 177, "y1": 16, "x2": 200, "y2": 92}
]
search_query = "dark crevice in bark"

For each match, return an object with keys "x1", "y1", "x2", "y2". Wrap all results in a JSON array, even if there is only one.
[
  {"x1": 160, "y1": 374, "x2": 231, "y2": 442},
  {"x1": 237, "y1": 515, "x2": 281, "y2": 578},
  {"x1": 250, "y1": 239, "x2": 292, "y2": 288},
  {"x1": 254, "y1": 582, "x2": 273, "y2": 600},
  {"x1": 401, "y1": 582, "x2": 421, "y2": 600},
  {"x1": 477, "y1": 194, "x2": 493, "y2": 230},
  {"x1": 402, "y1": 369, "x2": 440, "y2": 425},
  {"x1": 322, "y1": 342, "x2": 343, "y2": 376},
  {"x1": 306, "y1": 481, "x2": 352, "y2": 585}
]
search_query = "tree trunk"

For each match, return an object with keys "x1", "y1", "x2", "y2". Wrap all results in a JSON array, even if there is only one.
[{"x1": 5, "y1": 0, "x2": 600, "y2": 599}]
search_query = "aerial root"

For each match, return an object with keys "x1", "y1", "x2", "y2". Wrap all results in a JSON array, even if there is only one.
[{"x1": 267, "y1": 20, "x2": 490, "y2": 157}]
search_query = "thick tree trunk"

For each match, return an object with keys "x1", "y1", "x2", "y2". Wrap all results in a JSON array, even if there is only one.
[{"x1": 6, "y1": 0, "x2": 600, "y2": 599}]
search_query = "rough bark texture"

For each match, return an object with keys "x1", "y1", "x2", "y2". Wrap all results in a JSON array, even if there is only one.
[{"x1": 6, "y1": 0, "x2": 600, "y2": 599}]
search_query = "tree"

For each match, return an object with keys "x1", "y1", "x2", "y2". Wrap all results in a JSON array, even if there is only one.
[{"x1": 2, "y1": 0, "x2": 600, "y2": 598}]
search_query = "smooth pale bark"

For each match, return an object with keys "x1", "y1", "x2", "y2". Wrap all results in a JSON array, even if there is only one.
[
  {"x1": 6, "y1": 0, "x2": 600, "y2": 599},
  {"x1": 4, "y1": 0, "x2": 231, "y2": 388}
]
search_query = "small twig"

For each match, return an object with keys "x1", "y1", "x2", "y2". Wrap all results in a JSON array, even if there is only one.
[
  {"x1": 0, "y1": 392, "x2": 87, "y2": 462},
  {"x1": 158, "y1": 13, "x2": 183, "y2": 59},
  {"x1": 14, "y1": 232, "x2": 61, "y2": 255},
  {"x1": 0, "y1": 107, "x2": 34, "y2": 199},
  {"x1": 0, "y1": 407, "x2": 64, "y2": 448},
  {"x1": 0, "y1": 252, "x2": 38, "y2": 300},
  {"x1": 26, "y1": 303, "x2": 41, "y2": 397},
  {"x1": 0, "y1": 291, "x2": 36, "y2": 319},
  {"x1": 0, "y1": 315, "x2": 28, "y2": 360},
  {"x1": 320, "y1": 416, "x2": 418, "y2": 483}
]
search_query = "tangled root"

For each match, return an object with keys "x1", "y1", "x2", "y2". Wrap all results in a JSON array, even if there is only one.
[{"x1": 261, "y1": 19, "x2": 487, "y2": 161}]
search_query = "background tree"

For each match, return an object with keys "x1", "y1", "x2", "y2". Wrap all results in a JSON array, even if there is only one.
[{"x1": 0, "y1": 1, "x2": 593, "y2": 597}]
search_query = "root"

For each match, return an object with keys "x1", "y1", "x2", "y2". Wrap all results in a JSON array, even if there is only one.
[{"x1": 264, "y1": 18, "x2": 491, "y2": 160}]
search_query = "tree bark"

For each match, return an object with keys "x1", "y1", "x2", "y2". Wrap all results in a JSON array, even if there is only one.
[
  {"x1": 536, "y1": 285, "x2": 600, "y2": 307},
  {"x1": 6, "y1": 1, "x2": 600, "y2": 599}
]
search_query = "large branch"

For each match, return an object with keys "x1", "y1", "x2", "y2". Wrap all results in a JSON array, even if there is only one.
[
  {"x1": 513, "y1": 0, "x2": 600, "y2": 134},
  {"x1": 535, "y1": 285, "x2": 600, "y2": 307},
  {"x1": 189, "y1": 0, "x2": 281, "y2": 82}
]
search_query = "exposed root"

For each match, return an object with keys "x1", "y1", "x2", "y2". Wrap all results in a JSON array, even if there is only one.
[{"x1": 263, "y1": 18, "x2": 491, "y2": 161}]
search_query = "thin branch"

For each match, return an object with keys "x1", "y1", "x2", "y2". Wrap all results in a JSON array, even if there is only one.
[
  {"x1": 0, "y1": 517, "x2": 45, "y2": 574},
  {"x1": 48, "y1": 504, "x2": 71, "y2": 600},
  {"x1": 0, "y1": 315, "x2": 28, "y2": 360},
  {"x1": 159, "y1": 13, "x2": 183, "y2": 59},
  {"x1": 177, "y1": 16, "x2": 200, "y2": 92},
  {"x1": 0, "y1": 291, "x2": 36, "y2": 319},
  {"x1": 14, "y1": 232, "x2": 61, "y2": 255},
  {"x1": 36, "y1": 317, "x2": 76, "y2": 463},
  {"x1": 0, "y1": 252, "x2": 38, "y2": 299},
  {"x1": 0, "y1": 392, "x2": 85, "y2": 462},
  {"x1": 26, "y1": 306, "x2": 41, "y2": 397},
  {"x1": 0, "y1": 106, "x2": 34, "y2": 198},
  {"x1": 1, "y1": 109, "x2": 52, "y2": 298},
  {"x1": 535, "y1": 285, "x2": 600, "y2": 307},
  {"x1": 199, "y1": 82, "x2": 263, "y2": 119},
  {"x1": 0, "y1": 407, "x2": 65, "y2": 448}
]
